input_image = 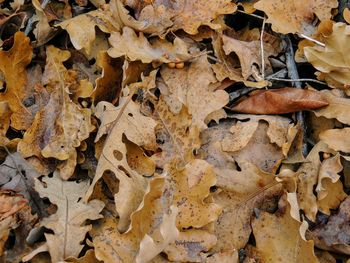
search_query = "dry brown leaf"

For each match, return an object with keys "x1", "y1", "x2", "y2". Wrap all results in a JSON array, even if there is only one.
[
  {"x1": 58, "y1": 9, "x2": 119, "y2": 54},
  {"x1": 116, "y1": 0, "x2": 236, "y2": 35},
  {"x1": 254, "y1": 0, "x2": 338, "y2": 34},
  {"x1": 0, "y1": 190, "x2": 36, "y2": 260},
  {"x1": 92, "y1": 51, "x2": 123, "y2": 104},
  {"x1": 0, "y1": 152, "x2": 44, "y2": 216},
  {"x1": 304, "y1": 23, "x2": 350, "y2": 89},
  {"x1": 211, "y1": 34, "x2": 269, "y2": 88},
  {"x1": 252, "y1": 197, "x2": 318, "y2": 262},
  {"x1": 66, "y1": 250, "x2": 102, "y2": 263},
  {"x1": 311, "y1": 196, "x2": 350, "y2": 255},
  {"x1": 152, "y1": 96, "x2": 200, "y2": 168},
  {"x1": 222, "y1": 34, "x2": 277, "y2": 80},
  {"x1": 160, "y1": 55, "x2": 229, "y2": 129},
  {"x1": 314, "y1": 89, "x2": 350, "y2": 125},
  {"x1": 84, "y1": 73, "x2": 157, "y2": 231},
  {"x1": 164, "y1": 229, "x2": 217, "y2": 262},
  {"x1": 165, "y1": 159, "x2": 221, "y2": 229},
  {"x1": 23, "y1": 173, "x2": 104, "y2": 262},
  {"x1": 108, "y1": 27, "x2": 197, "y2": 64},
  {"x1": 320, "y1": 128, "x2": 350, "y2": 153},
  {"x1": 0, "y1": 32, "x2": 34, "y2": 130},
  {"x1": 231, "y1": 88, "x2": 328, "y2": 114},
  {"x1": 18, "y1": 46, "x2": 94, "y2": 179},
  {"x1": 91, "y1": 177, "x2": 179, "y2": 263},
  {"x1": 213, "y1": 161, "x2": 281, "y2": 251},
  {"x1": 296, "y1": 141, "x2": 335, "y2": 221}
]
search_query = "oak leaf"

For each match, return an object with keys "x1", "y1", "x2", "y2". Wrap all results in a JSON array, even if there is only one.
[
  {"x1": 254, "y1": 0, "x2": 338, "y2": 34},
  {"x1": 314, "y1": 89, "x2": 350, "y2": 125},
  {"x1": 152, "y1": 96, "x2": 200, "y2": 168},
  {"x1": 18, "y1": 46, "x2": 94, "y2": 179},
  {"x1": 320, "y1": 128, "x2": 350, "y2": 153},
  {"x1": 304, "y1": 23, "x2": 350, "y2": 89},
  {"x1": 108, "y1": 26, "x2": 197, "y2": 64},
  {"x1": 160, "y1": 55, "x2": 229, "y2": 130},
  {"x1": 0, "y1": 32, "x2": 34, "y2": 130},
  {"x1": 311, "y1": 196, "x2": 350, "y2": 255},
  {"x1": 116, "y1": 0, "x2": 236, "y2": 35},
  {"x1": 212, "y1": 161, "x2": 281, "y2": 251},
  {"x1": 84, "y1": 73, "x2": 158, "y2": 231},
  {"x1": 23, "y1": 173, "x2": 104, "y2": 262}
]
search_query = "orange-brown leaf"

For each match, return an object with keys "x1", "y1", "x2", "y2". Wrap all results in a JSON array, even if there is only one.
[{"x1": 231, "y1": 88, "x2": 328, "y2": 114}]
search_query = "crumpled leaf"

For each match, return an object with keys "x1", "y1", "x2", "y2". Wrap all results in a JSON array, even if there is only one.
[
  {"x1": 91, "y1": 158, "x2": 219, "y2": 263},
  {"x1": 0, "y1": 32, "x2": 34, "y2": 130},
  {"x1": 222, "y1": 34, "x2": 278, "y2": 80},
  {"x1": 91, "y1": 177, "x2": 179, "y2": 263},
  {"x1": 314, "y1": 89, "x2": 350, "y2": 125},
  {"x1": 254, "y1": 0, "x2": 338, "y2": 34},
  {"x1": 117, "y1": 0, "x2": 236, "y2": 35},
  {"x1": 0, "y1": 190, "x2": 37, "y2": 261},
  {"x1": 108, "y1": 27, "x2": 198, "y2": 64},
  {"x1": 311, "y1": 196, "x2": 350, "y2": 255},
  {"x1": 58, "y1": 9, "x2": 119, "y2": 54},
  {"x1": 23, "y1": 173, "x2": 104, "y2": 262},
  {"x1": 0, "y1": 152, "x2": 44, "y2": 216},
  {"x1": 320, "y1": 128, "x2": 350, "y2": 153},
  {"x1": 160, "y1": 55, "x2": 229, "y2": 129},
  {"x1": 18, "y1": 46, "x2": 94, "y2": 179},
  {"x1": 296, "y1": 141, "x2": 335, "y2": 221},
  {"x1": 152, "y1": 96, "x2": 200, "y2": 168},
  {"x1": 212, "y1": 161, "x2": 281, "y2": 251},
  {"x1": 231, "y1": 88, "x2": 329, "y2": 114},
  {"x1": 252, "y1": 197, "x2": 318, "y2": 263},
  {"x1": 84, "y1": 73, "x2": 158, "y2": 231},
  {"x1": 304, "y1": 23, "x2": 350, "y2": 89}
]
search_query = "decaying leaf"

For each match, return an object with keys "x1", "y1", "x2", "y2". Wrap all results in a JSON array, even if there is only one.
[
  {"x1": 320, "y1": 128, "x2": 350, "y2": 153},
  {"x1": 0, "y1": 152, "x2": 44, "y2": 216},
  {"x1": 18, "y1": 46, "x2": 94, "y2": 179},
  {"x1": 304, "y1": 23, "x2": 350, "y2": 89},
  {"x1": 311, "y1": 196, "x2": 350, "y2": 255},
  {"x1": 254, "y1": 0, "x2": 338, "y2": 34},
  {"x1": 252, "y1": 197, "x2": 318, "y2": 262},
  {"x1": 84, "y1": 73, "x2": 158, "y2": 231},
  {"x1": 160, "y1": 55, "x2": 229, "y2": 129},
  {"x1": 0, "y1": 32, "x2": 33, "y2": 130},
  {"x1": 23, "y1": 173, "x2": 104, "y2": 262},
  {"x1": 231, "y1": 88, "x2": 329, "y2": 114},
  {"x1": 108, "y1": 27, "x2": 198, "y2": 64}
]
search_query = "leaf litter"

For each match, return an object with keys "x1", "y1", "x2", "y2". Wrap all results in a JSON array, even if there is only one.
[{"x1": 0, "y1": 0, "x2": 350, "y2": 262}]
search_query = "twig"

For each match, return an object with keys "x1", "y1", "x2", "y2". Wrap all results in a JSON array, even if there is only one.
[
  {"x1": 283, "y1": 35, "x2": 308, "y2": 157},
  {"x1": 260, "y1": 17, "x2": 266, "y2": 79},
  {"x1": 298, "y1": 33, "x2": 325, "y2": 47},
  {"x1": 236, "y1": 10, "x2": 265, "y2": 20},
  {"x1": 266, "y1": 77, "x2": 327, "y2": 85}
]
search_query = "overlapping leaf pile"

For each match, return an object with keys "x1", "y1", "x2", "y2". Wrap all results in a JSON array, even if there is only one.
[{"x1": 1, "y1": 0, "x2": 350, "y2": 262}]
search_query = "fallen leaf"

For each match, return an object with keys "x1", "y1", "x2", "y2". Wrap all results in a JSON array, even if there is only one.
[
  {"x1": 304, "y1": 23, "x2": 350, "y2": 89},
  {"x1": 18, "y1": 46, "x2": 94, "y2": 179},
  {"x1": 311, "y1": 196, "x2": 350, "y2": 255},
  {"x1": 320, "y1": 128, "x2": 350, "y2": 153},
  {"x1": 0, "y1": 152, "x2": 44, "y2": 216},
  {"x1": 84, "y1": 74, "x2": 158, "y2": 231},
  {"x1": 231, "y1": 88, "x2": 329, "y2": 114},
  {"x1": 23, "y1": 173, "x2": 104, "y2": 262},
  {"x1": 251, "y1": 196, "x2": 318, "y2": 262},
  {"x1": 152, "y1": 96, "x2": 200, "y2": 168},
  {"x1": 254, "y1": 0, "x2": 338, "y2": 34},
  {"x1": 108, "y1": 27, "x2": 198, "y2": 64},
  {"x1": 0, "y1": 32, "x2": 34, "y2": 130},
  {"x1": 160, "y1": 55, "x2": 229, "y2": 129}
]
